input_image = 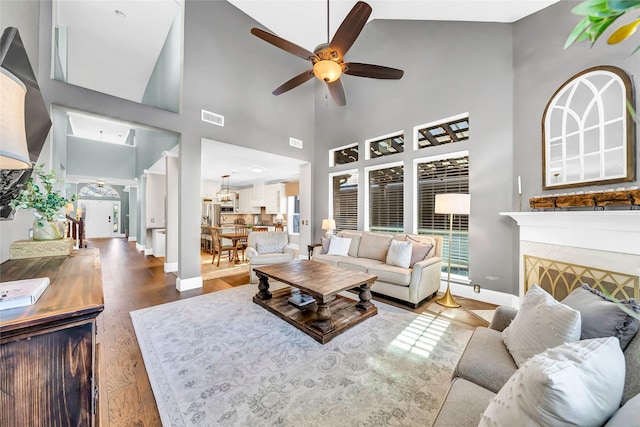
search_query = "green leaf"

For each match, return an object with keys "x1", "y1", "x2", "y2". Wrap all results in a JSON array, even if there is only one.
[
  {"x1": 607, "y1": 0, "x2": 640, "y2": 12},
  {"x1": 565, "y1": 17, "x2": 593, "y2": 48},
  {"x1": 572, "y1": 0, "x2": 614, "y2": 17}
]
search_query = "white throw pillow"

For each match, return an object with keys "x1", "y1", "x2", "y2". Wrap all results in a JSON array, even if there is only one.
[
  {"x1": 385, "y1": 239, "x2": 412, "y2": 268},
  {"x1": 327, "y1": 236, "x2": 351, "y2": 256},
  {"x1": 502, "y1": 284, "x2": 581, "y2": 367},
  {"x1": 480, "y1": 337, "x2": 625, "y2": 427}
]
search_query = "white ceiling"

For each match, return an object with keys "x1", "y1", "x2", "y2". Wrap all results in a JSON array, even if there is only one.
[
  {"x1": 229, "y1": 0, "x2": 559, "y2": 53},
  {"x1": 200, "y1": 139, "x2": 307, "y2": 187}
]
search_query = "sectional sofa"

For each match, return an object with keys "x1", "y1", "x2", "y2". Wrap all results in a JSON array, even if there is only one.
[{"x1": 312, "y1": 230, "x2": 444, "y2": 307}]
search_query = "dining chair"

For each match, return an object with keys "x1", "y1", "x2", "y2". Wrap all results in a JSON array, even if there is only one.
[
  {"x1": 274, "y1": 224, "x2": 284, "y2": 232},
  {"x1": 201, "y1": 226, "x2": 212, "y2": 253},
  {"x1": 234, "y1": 225, "x2": 249, "y2": 261},
  {"x1": 211, "y1": 228, "x2": 234, "y2": 266},
  {"x1": 253, "y1": 226, "x2": 268, "y2": 232}
]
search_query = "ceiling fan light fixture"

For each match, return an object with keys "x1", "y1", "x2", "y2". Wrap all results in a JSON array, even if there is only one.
[{"x1": 313, "y1": 60, "x2": 342, "y2": 82}]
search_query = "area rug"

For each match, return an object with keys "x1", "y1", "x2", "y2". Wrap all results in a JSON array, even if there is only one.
[
  {"x1": 131, "y1": 284, "x2": 472, "y2": 426},
  {"x1": 470, "y1": 309, "x2": 495, "y2": 324}
]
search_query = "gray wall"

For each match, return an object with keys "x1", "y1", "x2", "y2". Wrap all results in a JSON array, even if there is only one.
[
  {"x1": 67, "y1": 136, "x2": 136, "y2": 178},
  {"x1": 313, "y1": 19, "x2": 517, "y2": 295},
  {"x1": 513, "y1": 1, "x2": 640, "y2": 201},
  {"x1": 142, "y1": 5, "x2": 182, "y2": 113},
  {"x1": 134, "y1": 128, "x2": 179, "y2": 177}
]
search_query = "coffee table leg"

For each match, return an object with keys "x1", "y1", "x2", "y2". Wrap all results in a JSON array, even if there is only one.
[
  {"x1": 356, "y1": 282, "x2": 374, "y2": 311},
  {"x1": 255, "y1": 272, "x2": 272, "y2": 300},
  {"x1": 313, "y1": 297, "x2": 335, "y2": 333}
]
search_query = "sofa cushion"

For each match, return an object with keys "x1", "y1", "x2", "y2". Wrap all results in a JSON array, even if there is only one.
[
  {"x1": 432, "y1": 377, "x2": 495, "y2": 427},
  {"x1": 366, "y1": 264, "x2": 412, "y2": 286},
  {"x1": 250, "y1": 253, "x2": 294, "y2": 265},
  {"x1": 336, "y1": 257, "x2": 384, "y2": 272},
  {"x1": 311, "y1": 254, "x2": 341, "y2": 266},
  {"x1": 327, "y1": 236, "x2": 351, "y2": 256},
  {"x1": 385, "y1": 239, "x2": 412, "y2": 268},
  {"x1": 502, "y1": 284, "x2": 581, "y2": 367},
  {"x1": 337, "y1": 231, "x2": 362, "y2": 257},
  {"x1": 604, "y1": 393, "x2": 640, "y2": 427},
  {"x1": 453, "y1": 327, "x2": 517, "y2": 393},
  {"x1": 480, "y1": 337, "x2": 625, "y2": 427},
  {"x1": 357, "y1": 233, "x2": 392, "y2": 261},
  {"x1": 562, "y1": 284, "x2": 640, "y2": 350},
  {"x1": 622, "y1": 328, "x2": 640, "y2": 405},
  {"x1": 256, "y1": 241, "x2": 284, "y2": 254}
]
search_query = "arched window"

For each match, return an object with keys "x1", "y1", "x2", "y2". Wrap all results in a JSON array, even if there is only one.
[{"x1": 78, "y1": 183, "x2": 120, "y2": 198}]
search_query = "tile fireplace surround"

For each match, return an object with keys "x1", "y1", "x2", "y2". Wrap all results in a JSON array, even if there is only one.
[{"x1": 501, "y1": 211, "x2": 640, "y2": 300}]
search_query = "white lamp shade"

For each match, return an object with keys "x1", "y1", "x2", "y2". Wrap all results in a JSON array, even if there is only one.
[
  {"x1": 321, "y1": 218, "x2": 336, "y2": 230},
  {"x1": 435, "y1": 193, "x2": 470, "y2": 215},
  {"x1": 0, "y1": 67, "x2": 30, "y2": 169},
  {"x1": 275, "y1": 213, "x2": 284, "y2": 220}
]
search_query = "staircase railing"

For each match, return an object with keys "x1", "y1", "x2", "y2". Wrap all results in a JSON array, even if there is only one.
[{"x1": 66, "y1": 215, "x2": 85, "y2": 249}]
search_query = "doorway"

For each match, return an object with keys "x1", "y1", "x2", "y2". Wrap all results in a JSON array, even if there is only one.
[{"x1": 82, "y1": 200, "x2": 122, "y2": 238}]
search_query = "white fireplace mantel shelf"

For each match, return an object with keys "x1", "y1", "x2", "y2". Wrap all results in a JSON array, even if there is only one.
[{"x1": 500, "y1": 211, "x2": 640, "y2": 256}]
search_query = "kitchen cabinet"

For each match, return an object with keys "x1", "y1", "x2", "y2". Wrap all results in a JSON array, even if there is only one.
[
  {"x1": 201, "y1": 180, "x2": 218, "y2": 199},
  {"x1": 265, "y1": 183, "x2": 286, "y2": 214},
  {"x1": 250, "y1": 184, "x2": 265, "y2": 207},
  {"x1": 0, "y1": 249, "x2": 104, "y2": 426},
  {"x1": 238, "y1": 188, "x2": 260, "y2": 214}
]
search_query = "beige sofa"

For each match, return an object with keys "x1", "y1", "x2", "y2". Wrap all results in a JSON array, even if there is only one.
[
  {"x1": 312, "y1": 230, "x2": 443, "y2": 307},
  {"x1": 246, "y1": 231, "x2": 297, "y2": 283}
]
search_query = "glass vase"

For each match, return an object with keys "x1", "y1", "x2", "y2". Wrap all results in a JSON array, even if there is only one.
[{"x1": 33, "y1": 218, "x2": 66, "y2": 241}]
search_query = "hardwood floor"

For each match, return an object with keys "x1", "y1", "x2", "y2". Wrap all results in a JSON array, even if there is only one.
[{"x1": 91, "y1": 238, "x2": 495, "y2": 426}]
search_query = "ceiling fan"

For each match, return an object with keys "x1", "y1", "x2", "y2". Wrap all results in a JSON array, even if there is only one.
[{"x1": 250, "y1": 1, "x2": 404, "y2": 107}]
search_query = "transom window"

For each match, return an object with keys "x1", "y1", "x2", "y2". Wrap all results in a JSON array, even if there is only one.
[
  {"x1": 415, "y1": 151, "x2": 469, "y2": 277},
  {"x1": 329, "y1": 171, "x2": 358, "y2": 231},
  {"x1": 330, "y1": 143, "x2": 359, "y2": 166},
  {"x1": 367, "y1": 132, "x2": 404, "y2": 159},
  {"x1": 366, "y1": 162, "x2": 404, "y2": 233},
  {"x1": 415, "y1": 113, "x2": 469, "y2": 149},
  {"x1": 78, "y1": 183, "x2": 120, "y2": 198}
]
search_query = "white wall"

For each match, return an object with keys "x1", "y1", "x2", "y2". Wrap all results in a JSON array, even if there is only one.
[{"x1": 145, "y1": 173, "x2": 166, "y2": 229}]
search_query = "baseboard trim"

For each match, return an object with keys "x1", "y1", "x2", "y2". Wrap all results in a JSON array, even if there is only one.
[
  {"x1": 144, "y1": 248, "x2": 153, "y2": 256},
  {"x1": 176, "y1": 276, "x2": 202, "y2": 291},
  {"x1": 164, "y1": 262, "x2": 178, "y2": 273},
  {"x1": 128, "y1": 237, "x2": 137, "y2": 242},
  {"x1": 136, "y1": 243, "x2": 145, "y2": 252},
  {"x1": 440, "y1": 280, "x2": 520, "y2": 308}
]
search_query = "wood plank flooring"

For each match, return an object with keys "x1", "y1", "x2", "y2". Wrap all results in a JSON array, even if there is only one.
[{"x1": 90, "y1": 238, "x2": 495, "y2": 426}]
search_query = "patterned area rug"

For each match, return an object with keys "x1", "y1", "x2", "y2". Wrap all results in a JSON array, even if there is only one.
[{"x1": 131, "y1": 284, "x2": 472, "y2": 426}]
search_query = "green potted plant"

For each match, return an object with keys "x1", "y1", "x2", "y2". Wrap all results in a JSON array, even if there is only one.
[{"x1": 9, "y1": 164, "x2": 75, "y2": 240}]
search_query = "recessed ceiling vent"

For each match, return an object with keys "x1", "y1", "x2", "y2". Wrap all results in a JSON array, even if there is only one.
[
  {"x1": 289, "y1": 137, "x2": 303, "y2": 149},
  {"x1": 201, "y1": 109, "x2": 224, "y2": 127}
]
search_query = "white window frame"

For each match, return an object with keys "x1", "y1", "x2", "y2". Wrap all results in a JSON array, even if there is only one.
[
  {"x1": 328, "y1": 168, "x2": 358, "y2": 220},
  {"x1": 287, "y1": 195, "x2": 299, "y2": 235},
  {"x1": 365, "y1": 130, "x2": 404, "y2": 160},
  {"x1": 413, "y1": 112, "x2": 469, "y2": 150},
  {"x1": 329, "y1": 142, "x2": 359, "y2": 167},
  {"x1": 413, "y1": 149, "x2": 470, "y2": 283},
  {"x1": 364, "y1": 160, "x2": 404, "y2": 231}
]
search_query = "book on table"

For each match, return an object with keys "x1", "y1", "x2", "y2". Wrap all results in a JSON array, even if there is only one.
[{"x1": 0, "y1": 277, "x2": 50, "y2": 310}]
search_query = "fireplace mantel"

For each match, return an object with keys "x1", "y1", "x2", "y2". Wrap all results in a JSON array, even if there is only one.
[{"x1": 500, "y1": 211, "x2": 640, "y2": 256}]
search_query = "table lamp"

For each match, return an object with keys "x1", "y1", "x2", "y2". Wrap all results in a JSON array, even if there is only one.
[
  {"x1": 321, "y1": 218, "x2": 336, "y2": 238},
  {"x1": 435, "y1": 193, "x2": 470, "y2": 308}
]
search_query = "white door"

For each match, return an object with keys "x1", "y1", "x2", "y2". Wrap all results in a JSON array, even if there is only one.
[{"x1": 83, "y1": 200, "x2": 121, "y2": 238}]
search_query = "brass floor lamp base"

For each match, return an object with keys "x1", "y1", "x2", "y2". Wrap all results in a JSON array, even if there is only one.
[{"x1": 436, "y1": 286, "x2": 461, "y2": 308}]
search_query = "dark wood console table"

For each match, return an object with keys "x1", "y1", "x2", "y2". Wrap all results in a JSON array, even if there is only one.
[{"x1": 0, "y1": 249, "x2": 104, "y2": 426}]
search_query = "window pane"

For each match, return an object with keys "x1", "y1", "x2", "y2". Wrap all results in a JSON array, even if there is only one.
[
  {"x1": 369, "y1": 134, "x2": 404, "y2": 158},
  {"x1": 417, "y1": 116, "x2": 469, "y2": 149},
  {"x1": 332, "y1": 144, "x2": 358, "y2": 165},
  {"x1": 416, "y1": 155, "x2": 469, "y2": 276},
  {"x1": 333, "y1": 173, "x2": 358, "y2": 231},
  {"x1": 369, "y1": 165, "x2": 403, "y2": 233}
]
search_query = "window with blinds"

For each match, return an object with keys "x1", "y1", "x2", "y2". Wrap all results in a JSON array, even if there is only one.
[
  {"x1": 332, "y1": 172, "x2": 358, "y2": 231},
  {"x1": 416, "y1": 154, "x2": 469, "y2": 276},
  {"x1": 368, "y1": 164, "x2": 404, "y2": 233}
]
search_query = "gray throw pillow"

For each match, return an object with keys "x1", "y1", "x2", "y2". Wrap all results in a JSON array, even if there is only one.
[
  {"x1": 320, "y1": 237, "x2": 329, "y2": 254},
  {"x1": 256, "y1": 242, "x2": 284, "y2": 254},
  {"x1": 562, "y1": 284, "x2": 640, "y2": 350},
  {"x1": 406, "y1": 236, "x2": 434, "y2": 268}
]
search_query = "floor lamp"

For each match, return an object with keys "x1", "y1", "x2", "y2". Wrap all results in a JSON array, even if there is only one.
[{"x1": 435, "y1": 193, "x2": 470, "y2": 308}]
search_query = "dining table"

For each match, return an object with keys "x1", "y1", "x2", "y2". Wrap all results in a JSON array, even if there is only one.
[{"x1": 219, "y1": 232, "x2": 249, "y2": 264}]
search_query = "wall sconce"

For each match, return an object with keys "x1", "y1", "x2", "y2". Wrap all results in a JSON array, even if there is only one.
[{"x1": 0, "y1": 67, "x2": 30, "y2": 169}]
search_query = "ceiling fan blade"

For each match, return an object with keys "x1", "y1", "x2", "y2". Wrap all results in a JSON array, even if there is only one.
[
  {"x1": 329, "y1": 1, "x2": 372, "y2": 58},
  {"x1": 272, "y1": 70, "x2": 315, "y2": 95},
  {"x1": 327, "y1": 79, "x2": 346, "y2": 107},
  {"x1": 343, "y1": 62, "x2": 404, "y2": 79},
  {"x1": 251, "y1": 28, "x2": 318, "y2": 61}
]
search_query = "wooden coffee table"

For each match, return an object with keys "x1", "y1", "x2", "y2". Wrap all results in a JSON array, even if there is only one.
[{"x1": 253, "y1": 260, "x2": 378, "y2": 344}]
